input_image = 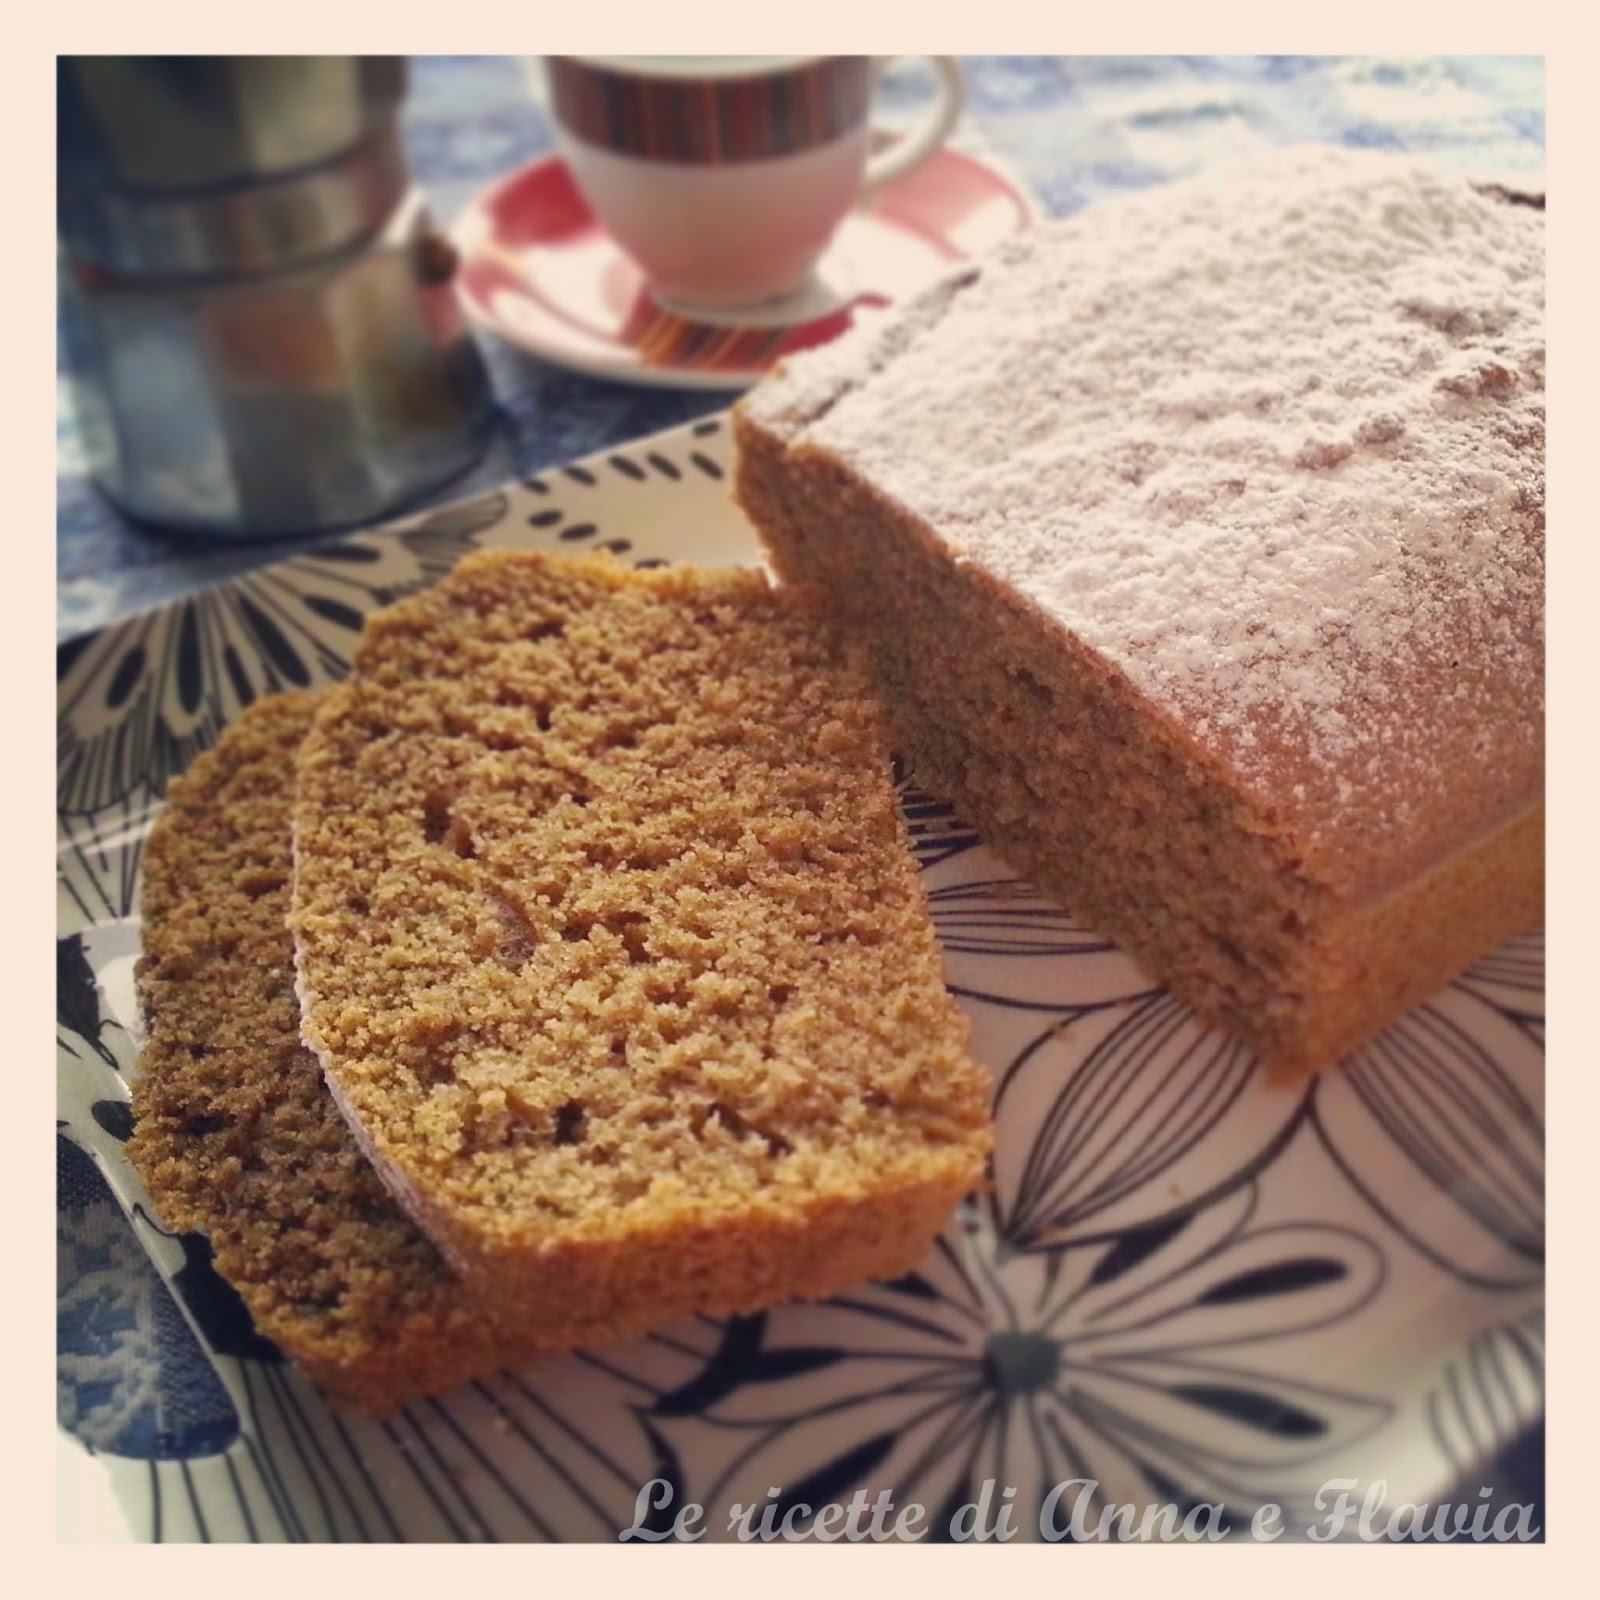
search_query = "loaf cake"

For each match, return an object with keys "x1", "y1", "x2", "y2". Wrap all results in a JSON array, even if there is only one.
[
  {"x1": 291, "y1": 549, "x2": 991, "y2": 1322},
  {"x1": 126, "y1": 692, "x2": 610, "y2": 1413},
  {"x1": 733, "y1": 146, "x2": 1544, "y2": 1076}
]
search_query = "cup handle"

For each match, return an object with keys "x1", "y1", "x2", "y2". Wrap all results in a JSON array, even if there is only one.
[{"x1": 861, "y1": 57, "x2": 965, "y2": 194}]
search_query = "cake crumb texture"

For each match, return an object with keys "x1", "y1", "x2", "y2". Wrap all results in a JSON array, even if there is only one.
[
  {"x1": 126, "y1": 692, "x2": 581, "y2": 1414},
  {"x1": 292, "y1": 550, "x2": 991, "y2": 1317}
]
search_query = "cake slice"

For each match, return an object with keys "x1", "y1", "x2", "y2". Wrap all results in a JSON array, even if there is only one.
[
  {"x1": 733, "y1": 146, "x2": 1544, "y2": 1076},
  {"x1": 291, "y1": 550, "x2": 991, "y2": 1323},
  {"x1": 127, "y1": 692, "x2": 612, "y2": 1413}
]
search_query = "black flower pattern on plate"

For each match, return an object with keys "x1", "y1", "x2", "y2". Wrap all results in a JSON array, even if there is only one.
[{"x1": 650, "y1": 1185, "x2": 1389, "y2": 1541}]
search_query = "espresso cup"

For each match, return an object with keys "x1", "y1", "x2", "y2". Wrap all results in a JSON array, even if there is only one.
[{"x1": 545, "y1": 55, "x2": 964, "y2": 313}]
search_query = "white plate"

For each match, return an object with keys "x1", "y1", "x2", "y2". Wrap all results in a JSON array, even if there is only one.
[{"x1": 56, "y1": 416, "x2": 1544, "y2": 1543}]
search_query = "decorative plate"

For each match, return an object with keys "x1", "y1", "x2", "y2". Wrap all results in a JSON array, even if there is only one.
[
  {"x1": 451, "y1": 147, "x2": 1037, "y2": 391},
  {"x1": 57, "y1": 417, "x2": 1543, "y2": 1543}
]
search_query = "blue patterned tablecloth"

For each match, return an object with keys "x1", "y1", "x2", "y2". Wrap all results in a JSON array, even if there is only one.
[{"x1": 57, "y1": 54, "x2": 1546, "y2": 1534}]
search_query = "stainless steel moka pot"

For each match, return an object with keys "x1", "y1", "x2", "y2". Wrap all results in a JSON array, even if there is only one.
[{"x1": 58, "y1": 57, "x2": 496, "y2": 539}]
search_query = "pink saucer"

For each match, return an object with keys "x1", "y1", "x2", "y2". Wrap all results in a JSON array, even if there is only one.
[{"x1": 452, "y1": 144, "x2": 1037, "y2": 391}]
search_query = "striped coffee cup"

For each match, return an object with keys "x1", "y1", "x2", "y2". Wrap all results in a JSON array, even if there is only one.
[{"x1": 546, "y1": 56, "x2": 963, "y2": 311}]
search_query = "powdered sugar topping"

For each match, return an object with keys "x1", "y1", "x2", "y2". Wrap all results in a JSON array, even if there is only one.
[{"x1": 749, "y1": 147, "x2": 1544, "y2": 818}]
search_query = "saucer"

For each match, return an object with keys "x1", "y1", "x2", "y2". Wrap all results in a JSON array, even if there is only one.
[{"x1": 452, "y1": 144, "x2": 1037, "y2": 391}]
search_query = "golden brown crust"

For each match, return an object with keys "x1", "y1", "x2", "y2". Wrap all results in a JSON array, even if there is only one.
[
  {"x1": 732, "y1": 406, "x2": 1544, "y2": 1076},
  {"x1": 291, "y1": 550, "x2": 991, "y2": 1317}
]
